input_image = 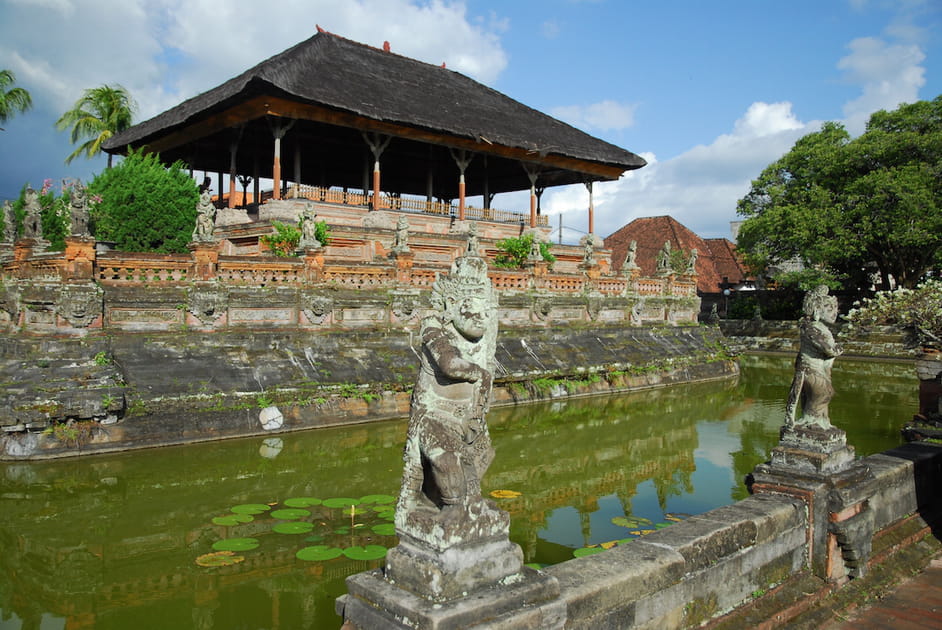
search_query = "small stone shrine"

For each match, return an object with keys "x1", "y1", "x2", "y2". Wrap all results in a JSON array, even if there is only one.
[{"x1": 338, "y1": 249, "x2": 563, "y2": 629}]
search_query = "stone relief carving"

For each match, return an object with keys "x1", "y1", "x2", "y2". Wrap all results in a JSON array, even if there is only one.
[
  {"x1": 301, "y1": 293, "x2": 333, "y2": 325},
  {"x1": 784, "y1": 285, "x2": 843, "y2": 429},
  {"x1": 686, "y1": 248, "x2": 698, "y2": 275},
  {"x1": 188, "y1": 285, "x2": 227, "y2": 325},
  {"x1": 390, "y1": 292, "x2": 420, "y2": 321},
  {"x1": 0, "y1": 284, "x2": 20, "y2": 323},
  {"x1": 191, "y1": 189, "x2": 216, "y2": 243},
  {"x1": 56, "y1": 283, "x2": 103, "y2": 328},
  {"x1": 69, "y1": 182, "x2": 91, "y2": 237},
  {"x1": 586, "y1": 295, "x2": 602, "y2": 321},
  {"x1": 22, "y1": 188, "x2": 42, "y2": 240},
  {"x1": 533, "y1": 295, "x2": 553, "y2": 321}
]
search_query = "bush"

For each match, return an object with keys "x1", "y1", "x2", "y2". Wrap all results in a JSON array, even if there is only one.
[
  {"x1": 844, "y1": 279, "x2": 942, "y2": 349},
  {"x1": 86, "y1": 149, "x2": 199, "y2": 253},
  {"x1": 493, "y1": 233, "x2": 555, "y2": 269},
  {"x1": 260, "y1": 219, "x2": 330, "y2": 257}
]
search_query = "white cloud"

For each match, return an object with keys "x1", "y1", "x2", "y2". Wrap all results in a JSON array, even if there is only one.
[
  {"x1": 542, "y1": 104, "x2": 813, "y2": 241},
  {"x1": 542, "y1": 20, "x2": 561, "y2": 39},
  {"x1": 550, "y1": 100, "x2": 638, "y2": 132},
  {"x1": 839, "y1": 36, "x2": 926, "y2": 133}
]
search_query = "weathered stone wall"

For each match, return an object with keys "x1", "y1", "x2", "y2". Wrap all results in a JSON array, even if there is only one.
[
  {"x1": 720, "y1": 319, "x2": 916, "y2": 359},
  {"x1": 538, "y1": 442, "x2": 941, "y2": 629},
  {"x1": 0, "y1": 323, "x2": 734, "y2": 460}
]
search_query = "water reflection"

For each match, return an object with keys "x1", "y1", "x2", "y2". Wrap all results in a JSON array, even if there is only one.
[{"x1": 0, "y1": 355, "x2": 914, "y2": 629}]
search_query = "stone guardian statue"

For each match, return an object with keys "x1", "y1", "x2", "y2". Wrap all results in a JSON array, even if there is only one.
[
  {"x1": 297, "y1": 206, "x2": 321, "y2": 250},
  {"x1": 69, "y1": 182, "x2": 91, "y2": 237},
  {"x1": 22, "y1": 188, "x2": 42, "y2": 240},
  {"x1": 2, "y1": 200, "x2": 15, "y2": 242},
  {"x1": 191, "y1": 188, "x2": 216, "y2": 243},
  {"x1": 784, "y1": 285, "x2": 842, "y2": 429}
]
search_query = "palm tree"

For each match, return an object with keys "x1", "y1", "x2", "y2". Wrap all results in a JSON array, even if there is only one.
[
  {"x1": 55, "y1": 84, "x2": 136, "y2": 167},
  {"x1": 0, "y1": 69, "x2": 33, "y2": 131}
]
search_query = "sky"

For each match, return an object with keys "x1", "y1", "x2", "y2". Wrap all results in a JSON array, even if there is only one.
[{"x1": 0, "y1": 0, "x2": 939, "y2": 242}]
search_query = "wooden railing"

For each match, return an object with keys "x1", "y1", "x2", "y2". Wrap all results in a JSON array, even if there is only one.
[{"x1": 293, "y1": 185, "x2": 548, "y2": 227}]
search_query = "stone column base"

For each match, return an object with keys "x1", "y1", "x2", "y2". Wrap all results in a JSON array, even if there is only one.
[
  {"x1": 338, "y1": 566, "x2": 564, "y2": 630},
  {"x1": 769, "y1": 424, "x2": 856, "y2": 474}
]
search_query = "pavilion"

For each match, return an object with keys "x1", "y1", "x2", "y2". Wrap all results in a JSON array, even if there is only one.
[{"x1": 103, "y1": 29, "x2": 646, "y2": 232}]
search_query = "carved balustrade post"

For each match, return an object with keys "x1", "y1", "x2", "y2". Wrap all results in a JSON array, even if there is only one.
[
  {"x1": 301, "y1": 248, "x2": 324, "y2": 283},
  {"x1": 63, "y1": 237, "x2": 96, "y2": 282},
  {"x1": 390, "y1": 250, "x2": 414, "y2": 285},
  {"x1": 189, "y1": 242, "x2": 220, "y2": 282}
]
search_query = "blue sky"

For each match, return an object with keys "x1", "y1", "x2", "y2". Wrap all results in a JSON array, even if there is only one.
[{"x1": 0, "y1": 0, "x2": 939, "y2": 241}]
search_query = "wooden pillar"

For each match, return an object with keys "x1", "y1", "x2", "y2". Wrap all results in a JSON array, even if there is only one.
[
  {"x1": 450, "y1": 149, "x2": 473, "y2": 221},
  {"x1": 585, "y1": 180, "x2": 595, "y2": 235},
  {"x1": 363, "y1": 132, "x2": 391, "y2": 211},
  {"x1": 294, "y1": 142, "x2": 301, "y2": 195},
  {"x1": 522, "y1": 163, "x2": 539, "y2": 228},
  {"x1": 217, "y1": 172, "x2": 223, "y2": 203},
  {"x1": 228, "y1": 141, "x2": 238, "y2": 209},
  {"x1": 253, "y1": 156, "x2": 260, "y2": 206},
  {"x1": 268, "y1": 118, "x2": 295, "y2": 201},
  {"x1": 483, "y1": 156, "x2": 490, "y2": 209}
]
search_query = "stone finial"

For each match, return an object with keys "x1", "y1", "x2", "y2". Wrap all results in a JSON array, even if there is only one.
[
  {"x1": 2, "y1": 200, "x2": 15, "y2": 242},
  {"x1": 656, "y1": 240, "x2": 672, "y2": 275},
  {"x1": 783, "y1": 285, "x2": 842, "y2": 430},
  {"x1": 686, "y1": 248, "x2": 698, "y2": 275},
  {"x1": 297, "y1": 206, "x2": 322, "y2": 250},
  {"x1": 21, "y1": 188, "x2": 42, "y2": 240},
  {"x1": 191, "y1": 188, "x2": 216, "y2": 243},
  {"x1": 391, "y1": 214, "x2": 410, "y2": 254},
  {"x1": 69, "y1": 181, "x2": 90, "y2": 237},
  {"x1": 623, "y1": 239, "x2": 639, "y2": 271}
]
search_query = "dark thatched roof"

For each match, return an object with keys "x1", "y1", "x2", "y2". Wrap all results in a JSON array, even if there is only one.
[{"x1": 105, "y1": 31, "x2": 646, "y2": 196}]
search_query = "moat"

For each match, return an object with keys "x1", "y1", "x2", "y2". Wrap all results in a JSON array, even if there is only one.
[{"x1": 0, "y1": 354, "x2": 915, "y2": 629}]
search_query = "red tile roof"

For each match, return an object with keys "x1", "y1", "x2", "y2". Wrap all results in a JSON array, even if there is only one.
[{"x1": 603, "y1": 216, "x2": 750, "y2": 293}]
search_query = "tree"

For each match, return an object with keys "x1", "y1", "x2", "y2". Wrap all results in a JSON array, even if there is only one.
[
  {"x1": 492, "y1": 233, "x2": 555, "y2": 268},
  {"x1": 736, "y1": 96, "x2": 942, "y2": 291},
  {"x1": 55, "y1": 85, "x2": 136, "y2": 167},
  {"x1": 0, "y1": 69, "x2": 32, "y2": 130},
  {"x1": 86, "y1": 149, "x2": 199, "y2": 253}
]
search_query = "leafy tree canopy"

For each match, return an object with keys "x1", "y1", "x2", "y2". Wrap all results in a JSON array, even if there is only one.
[
  {"x1": 55, "y1": 84, "x2": 135, "y2": 167},
  {"x1": 736, "y1": 96, "x2": 942, "y2": 290},
  {"x1": 0, "y1": 69, "x2": 32, "y2": 130},
  {"x1": 86, "y1": 149, "x2": 198, "y2": 253}
]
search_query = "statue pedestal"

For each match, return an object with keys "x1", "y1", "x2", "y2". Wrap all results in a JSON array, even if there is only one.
[
  {"x1": 751, "y1": 425, "x2": 876, "y2": 583},
  {"x1": 769, "y1": 424, "x2": 856, "y2": 475},
  {"x1": 338, "y1": 501, "x2": 564, "y2": 628}
]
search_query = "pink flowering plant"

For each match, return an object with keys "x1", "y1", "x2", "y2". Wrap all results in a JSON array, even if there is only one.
[{"x1": 844, "y1": 279, "x2": 942, "y2": 350}]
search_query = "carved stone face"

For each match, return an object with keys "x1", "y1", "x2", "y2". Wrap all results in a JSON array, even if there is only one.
[
  {"x1": 451, "y1": 295, "x2": 487, "y2": 341},
  {"x1": 820, "y1": 298, "x2": 839, "y2": 324}
]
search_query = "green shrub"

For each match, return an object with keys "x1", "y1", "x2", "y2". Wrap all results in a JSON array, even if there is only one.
[
  {"x1": 261, "y1": 219, "x2": 330, "y2": 257},
  {"x1": 86, "y1": 149, "x2": 199, "y2": 253},
  {"x1": 493, "y1": 233, "x2": 555, "y2": 269}
]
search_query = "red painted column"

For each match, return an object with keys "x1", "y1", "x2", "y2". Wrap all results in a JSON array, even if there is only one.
[
  {"x1": 273, "y1": 135, "x2": 282, "y2": 201},
  {"x1": 372, "y1": 160, "x2": 381, "y2": 210},
  {"x1": 458, "y1": 174, "x2": 466, "y2": 221},
  {"x1": 529, "y1": 185, "x2": 537, "y2": 228}
]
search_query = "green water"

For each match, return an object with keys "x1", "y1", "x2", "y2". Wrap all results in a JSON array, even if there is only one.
[{"x1": 0, "y1": 354, "x2": 915, "y2": 629}]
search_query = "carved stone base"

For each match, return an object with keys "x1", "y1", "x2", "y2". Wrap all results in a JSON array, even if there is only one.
[
  {"x1": 339, "y1": 566, "x2": 564, "y2": 629},
  {"x1": 769, "y1": 424, "x2": 856, "y2": 475}
]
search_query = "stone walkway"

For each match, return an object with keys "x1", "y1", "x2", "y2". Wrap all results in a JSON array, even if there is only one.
[{"x1": 834, "y1": 556, "x2": 942, "y2": 629}]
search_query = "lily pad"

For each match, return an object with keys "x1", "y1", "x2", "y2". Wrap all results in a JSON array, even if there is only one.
[
  {"x1": 304, "y1": 534, "x2": 326, "y2": 543},
  {"x1": 196, "y1": 551, "x2": 245, "y2": 567},
  {"x1": 296, "y1": 545, "x2": 344, "y2": 561},
  {"x1": 629, "y1": 529, "x2": 655, "y2": 536},
  {"x1": 342, "y1": 545, "x2": 388, "y2": 560},
  {"x1": 270, "y1": 508, "x2": 311, "y2": 520},
  {"x1": 212, "y1": 513, "x2": 253, "y2": 526},
  {"x1": 359, "y1": 494, "x2": 396, "y2": 505},
  {"x1": 230, "y1": 504, "x2": 271, "y2": 515},
  {"x1": 273, "y1": 521, "x2": 314, "y2": 534},
  {"x1": 284, "y1": 497, "x2": 322, "y2": 508},
  {"x1": 611, "y1": 515, "x2": 653, "y2": 529},
  {"x1": 322, "y1": 497, "x2": 359, "y2": 509},
  {"x1": 524, "y1": 563, "x2": 548, "y2": 570},
  {"x1": 489, "y1": 489, "x2": 522, "y2": 499},
  {"x1": 212, "y1": 537, "x2": 260, "y2": 552},
  {"x1": 334, "y1": 527, "x2": 350, "y2": 535},
  {"x1": 655, "y1": 522, "x2": 671, "y2": 529},
  {"x1": 573, "y1": 546, "x2": 605, "y2": 558},
  {"x1": 371, "y1": 523, "x2": 396, "y2": 536}
]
